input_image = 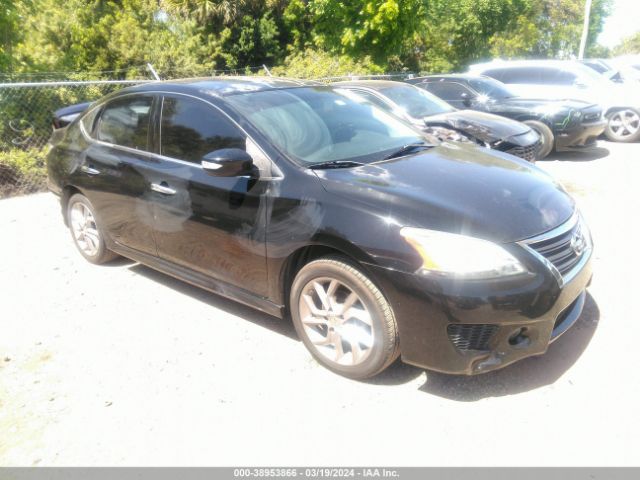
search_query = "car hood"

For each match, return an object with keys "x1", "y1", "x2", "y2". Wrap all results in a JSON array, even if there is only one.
[
  {"x1": 314, "y1": 143, "x2": 574, "y2": 244},
  {"x1": 424, "y1": 110, "x2": 532, "y2": 144}
]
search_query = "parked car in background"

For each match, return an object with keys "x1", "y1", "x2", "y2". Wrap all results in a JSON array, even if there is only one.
[
  {"x1": 607, "y1": 55, "x2": 640, "y2": 83},
  {"x1": 47, "y1": 77, "x2": 593, "y2": 379},
  {"x1": 334, "y1": 80, "x2": 541, "y2": 162},
  {"x1": 579, "y1": 59, "x2": 624, "y2": 83},
  {"x1": 408, "y1": 74, "x2": 605, "y2": 159},
  {"x1": 469, "y1": 59, "x2": 640, "y2": 143}
]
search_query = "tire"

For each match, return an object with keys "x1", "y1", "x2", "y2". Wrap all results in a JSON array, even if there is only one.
[
  {"x1": 523, "y1": 120, "x2": 554, "y2": 160},
  {"x1": 66, "y1": 193, "x2": 118, "y2": 265},
  {"x1": 289, "y1": 255, "x2": 400, "y2": 379},
  {"x1": 604, "y1": 108, "x2": 640, "y2": 143}
]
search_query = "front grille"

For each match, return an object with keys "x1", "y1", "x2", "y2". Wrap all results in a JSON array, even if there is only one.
[
  {"x1": 502, "y1": 139, "x2": 541, "y2": 162},
  {"x1": 447, "y1": 324, "x2": 498, "y2": 352},
  {"x1": 527, "y1": 220, "x2": 586, "y2": 276}
]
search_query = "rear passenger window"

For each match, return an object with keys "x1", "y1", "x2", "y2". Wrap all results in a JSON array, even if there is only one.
[
  {"x1": 160, "y1": 96, "x2": 245, "y2": 163},
  {"x1": 96, "y1": 96, "x2": 152, "y2": 151}
]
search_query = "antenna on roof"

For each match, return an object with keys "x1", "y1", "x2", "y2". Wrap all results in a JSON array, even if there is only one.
[{"x1": 263, "y1": 65, "x2": 273, "y2": 77}]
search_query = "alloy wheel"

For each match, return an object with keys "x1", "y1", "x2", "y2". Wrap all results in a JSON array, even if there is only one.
[
  {"x1": 609, "y1": 109, "x2": 640, "y2": 139},
  {"x1": 70, "y1": 202, "x2": 100, "y2": 257},
  {"x1": 298, "y1": 277, "x2": 374, "y2": 366}
]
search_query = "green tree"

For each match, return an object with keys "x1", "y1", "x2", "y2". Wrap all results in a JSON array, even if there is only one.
[
  {"x1": 11, "y1": 0, "x2": 210, "y2": 78},
  {"x1": 0, "y1": 0, "x2": 22, "y2": 73},
  {"x1": 304, "y1": 0, "x2": 424, "y2": 66},
  {"x1": 490, "y1": 0, "x2": 612, "y2": 60},
  {"x1": 613, "y1": 31, "x2": 640, "y2": 55},
  {"x1": 272, "y1": 47, "x2": 383, "y2": 78}
]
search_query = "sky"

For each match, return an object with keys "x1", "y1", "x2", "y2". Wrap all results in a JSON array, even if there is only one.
[{"x1": 598, "y1": 0, "x2": 639, "y2": 48}]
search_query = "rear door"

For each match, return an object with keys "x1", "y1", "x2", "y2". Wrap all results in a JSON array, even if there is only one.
[
  {"x1": 149, "y1": 93, "x2": 270, "y2": 296},
  {"x1": 81, "y1": 94, "x2": 159, "y2": 256}
]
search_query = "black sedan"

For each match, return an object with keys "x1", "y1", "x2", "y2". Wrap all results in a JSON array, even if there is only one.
[
  {"x1": 47, "y1": 77, "x2": 593, "y2": 379},
  {"x1": 334, "y1": 80, "x2": 541, "y2": 162},
  {"x1": 409, "y1": 74, "x2": 606, "y2": 159}
]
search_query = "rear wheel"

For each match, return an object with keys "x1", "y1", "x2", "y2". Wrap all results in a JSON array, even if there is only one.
[
  {"x1": 289, "y1": 256, "x2": 399, "y2": 379},
  {"x1": 523, "y1": 120, "x2": 554, "y2": 159},
  {"x1": 67, "y1": 193, "x2": 118, "y2": 264},
  {"x1": 605, "y1": 108, "x2": 640, "y2": 142}
]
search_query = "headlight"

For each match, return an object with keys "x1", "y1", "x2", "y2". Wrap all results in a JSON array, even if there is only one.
[
  {"x1": 424, "y1": 126, "x2": 473, "y2": 143},
  {"x1": 400, "y1": 227, "x2": 526, "y2": 278}
]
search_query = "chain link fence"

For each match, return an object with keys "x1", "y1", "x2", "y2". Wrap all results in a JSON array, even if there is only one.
[
  {"x1": 0, "y1": 67, "x2": 417, "y2": 199},
  {"x1": 0, "y1": 79, "x2": 156, "y2": 198}
]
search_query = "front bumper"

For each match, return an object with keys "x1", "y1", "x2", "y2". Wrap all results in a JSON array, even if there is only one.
[
  {"x1": 365, "y1": 246, "x2": 593, "y2": 375},
  {"x1": 555, "y1": 120, "x2": 607, "y2": 151}
]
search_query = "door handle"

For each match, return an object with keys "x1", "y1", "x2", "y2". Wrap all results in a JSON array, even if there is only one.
[
  {"x1": 81, "y1": 165, "x2": 100, "y2": 175},
  {"x1": 150, "y1": 182, "x2": 176, "y2": 195}
]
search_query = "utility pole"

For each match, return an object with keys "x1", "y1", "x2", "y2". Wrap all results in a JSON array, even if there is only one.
[{"x1": 578, "y1": 0, "x2": 593, "y2": 59}]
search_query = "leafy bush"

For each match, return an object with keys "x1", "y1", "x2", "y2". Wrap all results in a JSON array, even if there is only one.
[
  {"x1": 0, "y1": 147, "x2": 48, "y2": 197},
  {"x1": 271, "y1": 48, "x2": 383, "y2": 79}
]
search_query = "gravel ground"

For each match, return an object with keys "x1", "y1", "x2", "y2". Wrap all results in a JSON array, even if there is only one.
[{"x1": 1, "y1": 140, "x2": 639, "y2": 466}]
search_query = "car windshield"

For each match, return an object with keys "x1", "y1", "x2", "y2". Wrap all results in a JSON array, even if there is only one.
[
  {"x1": 226, "y1": 87, "x2": 427, "y2": 166},
  {"x1": 378, "y1": 85, "x2": 454, "y2": 119},
  {"x1": 467, "y1": 77, "x2": 516, "y2": 100}
]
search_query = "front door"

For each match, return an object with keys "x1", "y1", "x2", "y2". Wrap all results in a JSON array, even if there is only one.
[{"x1": 149, "y1": 94, "x2": 269, "y2": 296}]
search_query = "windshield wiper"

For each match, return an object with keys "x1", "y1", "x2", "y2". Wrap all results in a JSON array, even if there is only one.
[
  {"x1": 384, "y1": 142, "x2": 432, "y2": 160},
  {"x1": 309, "y1": 160, "x2": 365, "y2": 170}
]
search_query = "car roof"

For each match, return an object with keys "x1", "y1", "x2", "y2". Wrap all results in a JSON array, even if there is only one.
[
  {"x1": 468, "y1": 59, "x2": 590, "y2": 73},
  {"x1": 118, "y1": 76, "x2": 320, "y2": 98},
  {"x1": 411, "y1": 74, "x2": 490, "y2": 82},
  {"x1": 331, "y1": 80, "x2": 409, "y2": 91}
]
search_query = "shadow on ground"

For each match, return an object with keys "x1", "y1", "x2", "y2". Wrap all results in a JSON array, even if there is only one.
[
  {"x1": 128, "y1": 263, "x2": 298, "y2": 340},
  {"x1": 128, "y1": 262, "x2": 599, "y2": 399}
]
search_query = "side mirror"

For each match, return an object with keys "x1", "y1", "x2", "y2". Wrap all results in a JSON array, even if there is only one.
[
  {"x1": 201, "y1": 148, "x2": 254, "y2": 177},
  {"x1": 460, "y1": 92, "x2": 475, "y2": 107}
]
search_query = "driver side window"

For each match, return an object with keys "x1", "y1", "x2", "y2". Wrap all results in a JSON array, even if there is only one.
[{"x1": 160, "y1": 96, "x2": 245, "y2": 163}]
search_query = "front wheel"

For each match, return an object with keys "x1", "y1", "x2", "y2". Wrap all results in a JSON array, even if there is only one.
[
  {"x1": 289, "y1": 256, "x2": 400, "y2": 379},
  {"x1": 523, "y1": 120, "x2": 554, "y2": 159},
  {"x1": 605, "y1": 108, "x2": 640, "y2": 142}
]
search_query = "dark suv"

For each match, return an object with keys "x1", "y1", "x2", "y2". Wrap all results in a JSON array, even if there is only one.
[
  {"x1": 47, "y1": 77, "x2": 593, "y2": 379},
  {"x1": 409, "y1": 75, "x2": 606, "y2": 158}
]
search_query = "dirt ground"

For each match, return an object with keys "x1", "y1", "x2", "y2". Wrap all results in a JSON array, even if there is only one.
[{"x1": 1, "y1": 140, "x2": 639, "y2": 466}]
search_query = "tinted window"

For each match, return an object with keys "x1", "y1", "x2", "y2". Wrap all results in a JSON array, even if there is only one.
[
  {"x1": 161, "y1": 96, "x2": 245, "y2": 163},
  {"x1": 495, "y1": 67, "x2": 542, "y2": 84},
  {"x1": 96, "y1": 96, "x2": 152, "y2": 150},
  {"x1": 535, "y1": 68, "x2": 577, "y2": 85},
  {"x1": 481, "y1": 68, "x2": 508, "y2": 82},
  {"x1": 423, "y1": 81, "x2": 470, "y2": 101},
  {"x1": 467, "y1": 77, "x2": 516, "y2": 99}
]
